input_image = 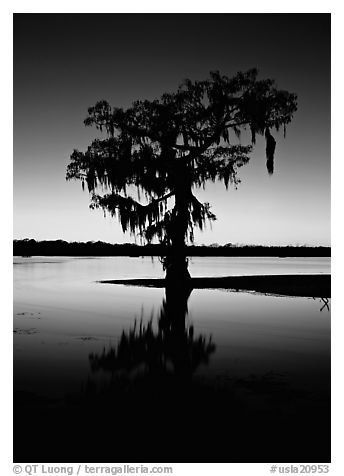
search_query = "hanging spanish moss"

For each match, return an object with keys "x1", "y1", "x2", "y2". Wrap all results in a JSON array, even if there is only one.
[{"x1": 265, "y1": 128, "x2": 276, "y2": 175}]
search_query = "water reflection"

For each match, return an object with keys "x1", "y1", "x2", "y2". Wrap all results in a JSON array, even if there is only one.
[
  {"x1": 79, "y1": 287, "x2": 330, "y2": 463},
  {"x1": 14, "y1": 283, "x2": 330, "y2": 463},
  {"x1": 90, "y1": 287, "x2": 215, "y2": 380}
]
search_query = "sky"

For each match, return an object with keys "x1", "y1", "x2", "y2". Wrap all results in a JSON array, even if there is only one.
[{"x1": 13, "y1": 13, "x2": 331, "y2": 246}]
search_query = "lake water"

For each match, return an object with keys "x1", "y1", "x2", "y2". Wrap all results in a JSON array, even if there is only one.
[{"x1": 13, "y1": 256, "x2": 331, "y2": 462}]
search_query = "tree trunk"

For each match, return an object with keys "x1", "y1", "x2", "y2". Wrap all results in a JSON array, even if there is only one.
[
  {"x1": 165, "y1": 188, "x2": 192, "y2": 288},
  {"x1": 165, "y1": 253, "x2": 191, "y2": 287}
]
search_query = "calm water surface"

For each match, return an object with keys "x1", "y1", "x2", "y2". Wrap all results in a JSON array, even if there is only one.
[{"x1": 13, "y1": 256, "x2": 330, "y2": 396}]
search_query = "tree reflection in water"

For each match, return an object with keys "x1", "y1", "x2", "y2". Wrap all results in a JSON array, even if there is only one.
[
  {"x1": 14, "y1": 285, "x2": 330, "y2": 462},
  {"x1": 89, "y1": 285, "x2": 215, "y2": 382},
  {"x1": 81, "y1": 285, "x2": 223, "y2": 461},
  {"x1": 82, "y1": 286, "x2": 330, "y2": 463}
]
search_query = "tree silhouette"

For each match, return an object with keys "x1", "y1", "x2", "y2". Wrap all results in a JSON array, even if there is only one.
[{"x1": 67, "y1": 69, "x2": 297, "y2": 282}]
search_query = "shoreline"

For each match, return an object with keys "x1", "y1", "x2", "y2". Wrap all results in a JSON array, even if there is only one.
[{"x1": 99, "y1": 274, "x2": 331, "y2": 298}]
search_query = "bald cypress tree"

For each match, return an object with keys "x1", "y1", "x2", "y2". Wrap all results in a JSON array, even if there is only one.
[{"x1": 67, "y1": 69, "x2": 297, "y2": 283}]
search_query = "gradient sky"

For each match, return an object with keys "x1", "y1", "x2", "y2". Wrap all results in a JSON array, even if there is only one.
[{"x1": 13, "y1": 13, "x2": 330, "y2": 246}]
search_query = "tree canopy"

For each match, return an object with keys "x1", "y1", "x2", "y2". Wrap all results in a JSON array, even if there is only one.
[{"x1": 67, "y1": 69, "x2": 297, "y2": 247}]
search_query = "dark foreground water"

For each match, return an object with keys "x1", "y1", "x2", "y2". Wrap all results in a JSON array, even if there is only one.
[{"x1": 13, "y1": 257, "x2": 331, "y2": 463}]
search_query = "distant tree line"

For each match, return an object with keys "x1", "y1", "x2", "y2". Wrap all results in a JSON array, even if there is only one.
[{"x1": 13, "y1": 239, "x2": 330, "y2": 257}]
